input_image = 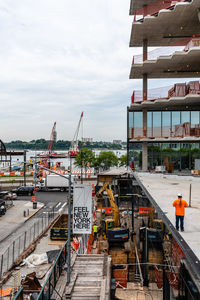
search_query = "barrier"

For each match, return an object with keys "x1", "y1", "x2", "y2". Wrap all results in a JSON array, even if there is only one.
[
  {"x1": 86, "y1": 234, "x2": 94, "y2": 254},
  {"x1": 138, "y1": 207, "x2": 151, "y2": 214}
]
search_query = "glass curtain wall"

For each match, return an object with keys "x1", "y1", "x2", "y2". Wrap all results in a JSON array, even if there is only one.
[{"x1": 130, "y1": 111, "x2": 200, "y2": 139}]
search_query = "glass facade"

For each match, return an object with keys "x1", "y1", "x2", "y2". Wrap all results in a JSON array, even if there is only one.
[
  {"x1": 128, "y1": 112, "x2": 143, "y2": 139},
  {"x1": 128, "y1": 142, "x2": 200, "y2": 170},
  {"x1": 129, "y1": 111, "x2": 200, "y2": 139}
]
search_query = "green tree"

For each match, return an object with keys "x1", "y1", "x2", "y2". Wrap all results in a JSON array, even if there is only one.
[
  {"x1": 119, "y1": 154, "x2": 127, "y2": 167},
  {"x1": 74, "y1": 148, "x2": 95, "y2": 175},
  {"x1": 96, "y1": 151, "x2": 118, "y2": 170}
]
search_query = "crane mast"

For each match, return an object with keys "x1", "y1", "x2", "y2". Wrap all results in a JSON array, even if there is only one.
[{"x1": 69, "y1": 112, "x2": 83, "y2": 157}]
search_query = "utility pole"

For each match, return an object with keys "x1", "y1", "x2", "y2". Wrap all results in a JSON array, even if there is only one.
[
  {"x1": 67, "y1": 156, "x2": 72, "y2": 283},
  {"x1": 24, "y1": 150, "x2": 27, "y2": 186}
]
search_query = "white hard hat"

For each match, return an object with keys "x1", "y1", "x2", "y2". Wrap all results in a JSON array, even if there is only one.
[{"x1": 178, "y1": 193, "x2": 182, "y2": 197}]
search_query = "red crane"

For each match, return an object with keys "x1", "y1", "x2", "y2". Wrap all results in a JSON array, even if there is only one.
[{"x1": 68, "y1": 112, "x2": 83, "y2": 157}]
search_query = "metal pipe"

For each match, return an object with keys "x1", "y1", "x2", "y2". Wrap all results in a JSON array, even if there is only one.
[{"x1": 189, "y1": 183, "x2": 192, "y2": 207}]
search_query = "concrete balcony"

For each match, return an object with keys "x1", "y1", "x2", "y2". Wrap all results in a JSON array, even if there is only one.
[
  {"x1": 130, "y1": 47, "x2": 200, "y2": 79},
  {"x1": 130, "y1": 0, "x2": 200, "y2": 47}
]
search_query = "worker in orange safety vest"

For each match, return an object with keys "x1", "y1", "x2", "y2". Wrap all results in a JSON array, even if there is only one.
[{"x1": 173, "y1": 193, "x2": 188, "y2": 232}]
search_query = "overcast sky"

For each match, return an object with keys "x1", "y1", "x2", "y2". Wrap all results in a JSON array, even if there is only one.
[
  {"x1": 0, "y1": 1, "x2": 188, "y2": 143},
  {"x1": 0, "y1": 0, "x2": 140, "y2": 142}
]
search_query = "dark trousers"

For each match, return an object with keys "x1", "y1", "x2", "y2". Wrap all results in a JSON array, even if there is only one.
[{"x1": 176, "y1": 215, "x2": 184, "y2": 231}]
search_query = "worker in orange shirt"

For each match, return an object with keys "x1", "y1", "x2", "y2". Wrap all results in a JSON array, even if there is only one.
[{"x1": 173, "y1": 193, "x2": 188, "y2": 232}]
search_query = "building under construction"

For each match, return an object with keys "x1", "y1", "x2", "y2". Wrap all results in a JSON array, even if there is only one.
[
  {"x1": 127, "y1": 0, "x2": 200, "y2": 172},
  {"x1": 4, "y1": 1, "x2": 200, "y2": 300}
]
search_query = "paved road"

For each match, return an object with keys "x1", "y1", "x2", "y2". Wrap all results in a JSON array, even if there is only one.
[
  {"x1": 0, "y1": 191, "x2": 68, "y2": 255},
  {"x1": 0, "y1": 191, "x2": 69, "y2": 277}
]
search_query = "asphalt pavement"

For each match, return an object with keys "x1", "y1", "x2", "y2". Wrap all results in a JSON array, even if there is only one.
[{"x1": 0, "y1": 191, "x2": 68, "y2": 254}]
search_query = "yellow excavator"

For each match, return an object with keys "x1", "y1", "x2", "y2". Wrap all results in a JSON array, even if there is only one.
[{"x1": 96, "y1": 182, "x2": 129, "y2": 243}]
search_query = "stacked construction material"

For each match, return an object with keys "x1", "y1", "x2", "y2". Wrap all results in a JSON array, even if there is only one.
[
  {"x1": 174, "y1": 122, "x2": 190, "y2": 137},
  {"x1": 113, "y1": 265, "x2": 128, "y2": 288},
  {"x1": 187, "y1": 81, "x2": 200, "y2": 94},
  {"x1": 109, "y1": 248, "x2": 128, "y2": 264},
  {"x1": 168, "y1": 83, "x2": 187, "y2": 98},
  {"x1": 168, "y1": 81, "x2": 200, "y2": 98},
  {"x1": 149, "y1": 247, "x2": 163, "y2": 282},
  {"x1": 194, "y1": 124, "x2": 200, "y2": 136},
  {"x1": 184, "y1": 38, "x2": 200, "y2": 51}
]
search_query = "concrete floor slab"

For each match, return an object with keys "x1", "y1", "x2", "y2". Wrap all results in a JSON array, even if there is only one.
[{"x1": 137, "y1": 172, "x2": 200, "y2": 259}]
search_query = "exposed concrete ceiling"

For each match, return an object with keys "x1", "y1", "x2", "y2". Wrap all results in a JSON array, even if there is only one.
[
  {"x1": 129, "y1": 0, "x2": 158, "y2": 14},
  {"x1": 129, "y1": 94, "x2": 200, "y2": 111},
  {"x1": 130, "y1": 48, "x2": 200, "y2": 78},
  {"x1": 130, "y1": 0, "x2": 200, "y2": 47},
  {"x1": 129, "y1": 136, "x2": 200, "y2": 142}
]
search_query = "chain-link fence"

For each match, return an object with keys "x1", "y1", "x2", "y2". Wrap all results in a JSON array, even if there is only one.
[{"x1": 0, "y1": 212, "x2": 57, "y2": 279}]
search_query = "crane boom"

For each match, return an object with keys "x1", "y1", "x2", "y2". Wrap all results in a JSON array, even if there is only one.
[
  {"x1": 48, "y1": 122, "x2": 57, "y2": 154},
  {"x1": 69, "y1": 112, "x2": 83, "y2": 156}
]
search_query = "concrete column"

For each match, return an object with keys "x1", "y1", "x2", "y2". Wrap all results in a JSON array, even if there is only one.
[
  {"x1": 142, "y1": 110, "x2": 148, "y2": 171},
  {"x1": 142, "y1": 142, "x2": 148, "y2": 171},
  {"x1": 143, "y1": 39, "x2": 148, "y2": 61},
  {"x1": 143, "y1": 109, "x2": 147, "y2": 137},
  {"x1": 143, "y1": 39, "x2": 148, "y2": 101},
  {"x1": 143, "y1": 74, "x2": 148, "y2": 101}
]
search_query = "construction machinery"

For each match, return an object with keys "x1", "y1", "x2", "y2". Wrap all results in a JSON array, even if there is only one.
[
  {"x1": 96, "y1": 182, "x2": 129, "y2": 243},
  {"x1": 38, "y1": 122, "x2": 57, "y2": 168},
  {"x1": 68, "y1": 112, "x2": 83, "y2": 157}
]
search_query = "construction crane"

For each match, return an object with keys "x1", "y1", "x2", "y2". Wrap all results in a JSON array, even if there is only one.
[
  {"x1": 39, "y1": 122, "x2": 57, "y2": 168},
  {"x1": 47, "y1": 122, "x2": 57, "y2": 154},
  {"x1": 68, "y1": 112, "x2": 83, "y2": 157}
]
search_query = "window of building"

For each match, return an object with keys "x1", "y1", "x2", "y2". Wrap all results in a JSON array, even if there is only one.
[
  {"x1": 153, "y1": 112, "x2": 161, "y2": 137},
  {"x1": 162, "y1": 111, "x2": 171, "y2": 137},
  {"x1": 172, "y1": 111, "x2": 181, "y2": 137},
  {"x1": 147, "y1": 112, "x2": 152, "y2": 137},
  {"x1": 133, "y1": 112, "x2": 143, "y2": 138}
]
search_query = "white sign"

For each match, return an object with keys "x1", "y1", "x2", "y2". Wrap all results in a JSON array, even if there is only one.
[{"x1": 73, "y1": 184, "x2": 92, "y2": 234}]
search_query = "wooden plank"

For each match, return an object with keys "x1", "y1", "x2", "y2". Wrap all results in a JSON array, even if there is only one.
[
  {"x1": 65, "y1": 272, "x2": 77, "y2": 296},
  {"x1": 105, "y1": 256, "x2": 111, "y2": 300},
  {"x1": 100, "y1": 279, "x2": 106, "y2": 300},
  {"x1": 51, "y1": 270, "x2": 68, "y2": 300}
]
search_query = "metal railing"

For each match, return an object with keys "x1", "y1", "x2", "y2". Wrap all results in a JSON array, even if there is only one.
[
  {"x1": 36, "y1": 241, "x2": 67, "y2": 300},
  {"x1": 13, "y1": 241, "x2": 67, "y2": 300},
  {"x1": 0, "y1": 211, "x2": 57, "y2": 280}
]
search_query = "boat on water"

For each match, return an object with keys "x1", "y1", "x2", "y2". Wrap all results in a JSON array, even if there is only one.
[
  {"x1": 68, "y1": 150, "x2": 79, "y2": 158},
  {"x1": 35, "y1": 152, "x2": 68, "y2": 159}
]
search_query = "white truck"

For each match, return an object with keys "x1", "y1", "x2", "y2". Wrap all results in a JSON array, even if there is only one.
[{"x1": 39, "y1": 174, "x2": 74, "y2": 191}]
